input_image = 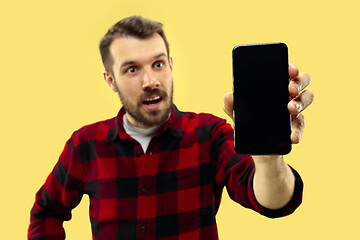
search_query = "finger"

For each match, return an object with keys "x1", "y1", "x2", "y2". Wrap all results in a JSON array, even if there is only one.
[
  {"x1": 288, "y1": 64, "x2": 299, "y2": 79},
  {"x1": 223, "y1": 92, "x2": 234, "y2": 120},
  {"x1": 291, "y1": 113, "x2": 305, "y2": 144},
  {"x1": 288, "y1": 90, "x2": 314, "y2": 115},
  {"x1": 289, "y1": 72, "x2": 311, "y2": 98}
]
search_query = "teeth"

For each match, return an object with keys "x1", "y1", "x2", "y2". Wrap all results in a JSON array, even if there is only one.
[{"x1": 145, "y1": 96, "x2": 160, "y2": 101}]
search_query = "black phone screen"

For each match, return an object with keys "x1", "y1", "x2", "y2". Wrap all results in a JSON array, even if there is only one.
[{"x1": 232, "y1": 43, "x2": 291, "y2": 155}]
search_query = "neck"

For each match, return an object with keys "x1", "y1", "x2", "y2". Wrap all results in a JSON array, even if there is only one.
[{"x1": 123, "y1": 113, "x2": 161, "y2": 135}]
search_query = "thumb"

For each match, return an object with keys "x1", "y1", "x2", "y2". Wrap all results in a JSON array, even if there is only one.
[{"x1": 223, "y1": 92, "x2": 234, "y2": 120}]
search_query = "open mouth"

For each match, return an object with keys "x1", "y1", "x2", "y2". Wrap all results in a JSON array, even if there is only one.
[{"x1": 142, "y1": 95, "x2": 163, "y2": 106}]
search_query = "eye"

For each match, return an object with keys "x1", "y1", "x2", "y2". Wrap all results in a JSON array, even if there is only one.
[
  {"x1": 125, "y1": 66, "x2": 137, "y2": 74},
  {"x1": 153, "y1": 61, "x2": 164, "y2": 68}
]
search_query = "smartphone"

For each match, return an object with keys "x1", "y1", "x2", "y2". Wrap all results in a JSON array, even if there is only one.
[{"x1": 232, "y1": 42, "x2": 291, "y2": 155}]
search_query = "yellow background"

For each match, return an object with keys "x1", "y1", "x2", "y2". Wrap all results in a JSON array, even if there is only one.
[{"x1": 1, "y1": 0, "x2": 359, "y2": 239}]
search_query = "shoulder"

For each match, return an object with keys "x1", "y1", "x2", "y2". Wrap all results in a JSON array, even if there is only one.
[
  {"x1": 183, "y1": 111, "x2": 224, "y2": 123},
  {"x1": 70, "y1": 115, "x2": 118, "y2": 147},
  {"x1": 177, "y1": 109, "x2": 232, "y2": 133}
]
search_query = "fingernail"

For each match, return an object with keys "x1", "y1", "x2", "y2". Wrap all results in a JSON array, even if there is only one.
[
  {"x1": 293, "y1": 132, "x2": 301, "y2": 142},
  {"x1": 293, "y1": 83, "x2": 300, "y2": 93},
  {"x1": 292, "y1": 102, "x2": 300, "y2": 110}
]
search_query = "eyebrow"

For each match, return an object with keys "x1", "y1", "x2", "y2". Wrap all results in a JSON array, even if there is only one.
[{"x1": 120, "y1": 53, "x2": 167, "y2": 69}]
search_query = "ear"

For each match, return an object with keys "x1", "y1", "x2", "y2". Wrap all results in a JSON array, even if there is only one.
[
  {"x1": 103, "y1": 70, "x2": 118, "y2": 92},
  {"x1": 169, "y1": 56, "x2": 173, "y2": 71}
]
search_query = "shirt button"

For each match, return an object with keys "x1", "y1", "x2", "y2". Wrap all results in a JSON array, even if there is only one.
[
  {"x1": 136, "y1": 152, "x2": 141, "y2": 157},
  {"x1": 141, "y1": 226, "x2": 146, "y2": 232},
  {"x1": 142, "y1": 187, "x2": 147, "y2": 193}
]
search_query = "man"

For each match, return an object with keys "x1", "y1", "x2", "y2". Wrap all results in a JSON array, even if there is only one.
[{"x1": 28, "y1": 16, "x2": 314, "y2": 239}]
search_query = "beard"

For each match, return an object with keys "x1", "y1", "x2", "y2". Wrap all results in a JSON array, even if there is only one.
[{"x1": 116, "y1": 84, "x2": 173, "y2": 128}]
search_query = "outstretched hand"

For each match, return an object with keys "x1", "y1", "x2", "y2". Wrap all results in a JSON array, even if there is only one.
[{"x1": 223, "y1": 64, "x2": 314, "y2": 144}]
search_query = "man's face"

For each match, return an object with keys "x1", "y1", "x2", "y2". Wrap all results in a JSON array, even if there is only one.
[{"x1": 104, "y1": 33, "x2": 174, "y2": 128}]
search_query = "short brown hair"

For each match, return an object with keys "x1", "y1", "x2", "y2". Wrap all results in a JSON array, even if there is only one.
[{"x1": 99, "y1": 15, "x2": 170, "y2": 75}]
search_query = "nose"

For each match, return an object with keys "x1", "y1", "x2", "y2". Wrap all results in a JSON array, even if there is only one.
[{"x1": 142, "y1": 70, "x2": 160, "y2": 91}]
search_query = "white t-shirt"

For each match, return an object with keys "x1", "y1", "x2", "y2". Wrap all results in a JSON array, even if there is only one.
[{"x1": 123, "y1": 113, "x2": 161, "y2": 153}]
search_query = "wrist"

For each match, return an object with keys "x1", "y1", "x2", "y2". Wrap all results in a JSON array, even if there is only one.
[{"x1": 252, "y1": 155, "x2": 289, "y2": 178}]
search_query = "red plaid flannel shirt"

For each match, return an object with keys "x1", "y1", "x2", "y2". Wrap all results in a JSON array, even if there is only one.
[{"x1": 28, "y1": 105, "x2": 303, "y2": 240}]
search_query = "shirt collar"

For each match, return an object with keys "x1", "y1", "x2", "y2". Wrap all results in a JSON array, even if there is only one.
[{"x1": 106, "y1": 104, "x2": 183, "y2": 143}]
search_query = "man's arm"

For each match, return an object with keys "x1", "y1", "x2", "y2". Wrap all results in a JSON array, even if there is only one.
[
  {"x1": 251, "y1": 155, "x2": 295, "y2": 209},
  {"x1": 223, "y1": 64, "x2": 314, "y2": 209},
  {"x1": 28, "y1": 137, "x2": 85, "y2": 240}
]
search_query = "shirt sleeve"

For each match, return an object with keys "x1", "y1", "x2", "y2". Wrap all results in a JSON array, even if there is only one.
[
  {"x1": 28, "y1": 136, "x2": 86, "y2": 239},
  {"x1": 211, "y1": 119, "x2": 303, "y2": 218}
]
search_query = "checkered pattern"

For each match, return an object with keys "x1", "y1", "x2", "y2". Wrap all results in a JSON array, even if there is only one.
[{"x1": 28, "y1": 105, "x2": 303, "y2": 240}]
